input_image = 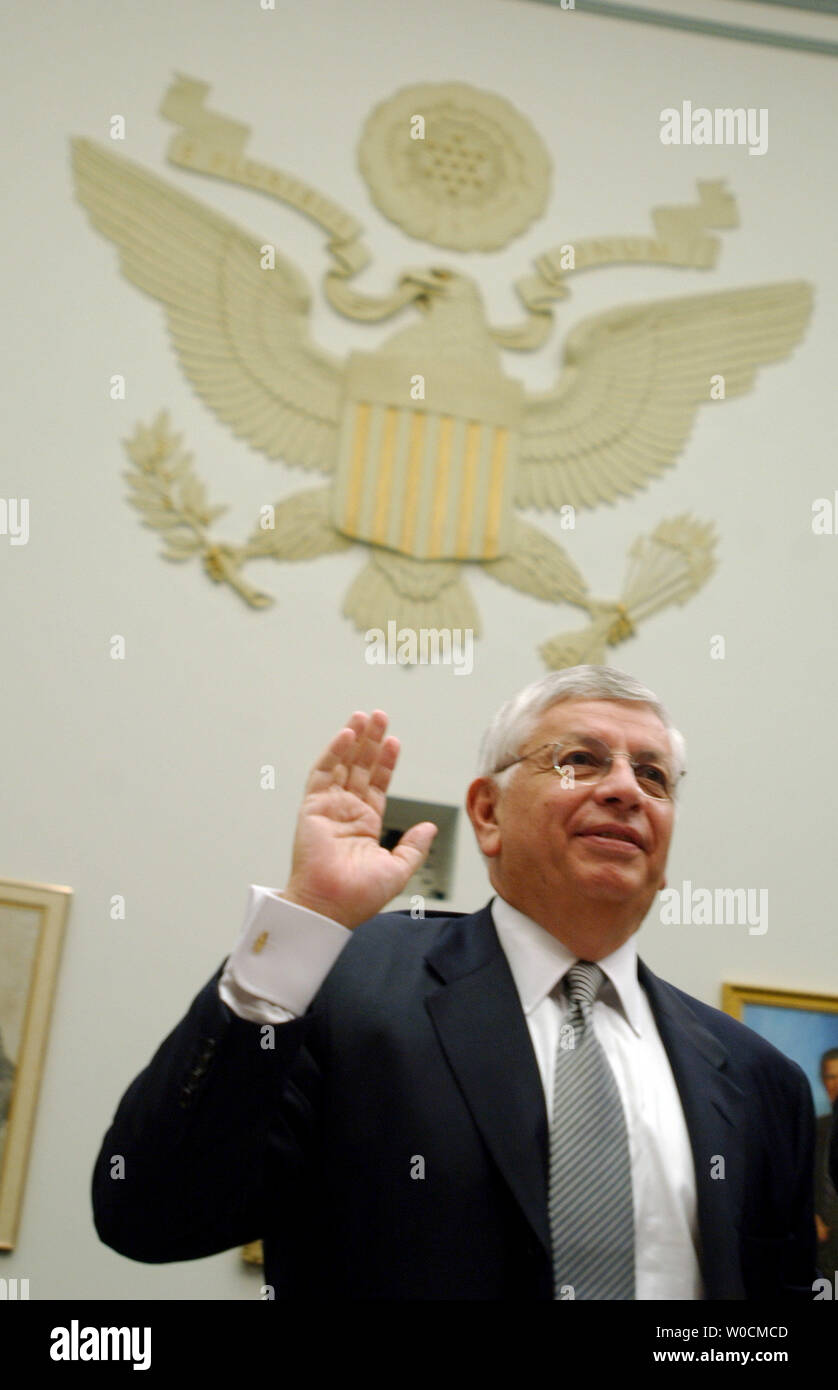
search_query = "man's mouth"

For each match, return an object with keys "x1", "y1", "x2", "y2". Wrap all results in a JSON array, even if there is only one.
[{"x1": 577, "y1": 825, "x2": 644, "y2": 851}]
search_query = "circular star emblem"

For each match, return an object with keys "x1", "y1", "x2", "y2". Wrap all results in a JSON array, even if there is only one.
[{"x1": 358, "y1": 81, "x2": 551, "y2": 251}]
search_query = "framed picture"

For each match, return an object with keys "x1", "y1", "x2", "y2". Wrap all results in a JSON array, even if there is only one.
[
  {"x1": 723, "y1": 983, "x2": 838, "y2": 1282},
  {"x1": 0, "y1": 877, "x2": 72, "y2": 1250}
]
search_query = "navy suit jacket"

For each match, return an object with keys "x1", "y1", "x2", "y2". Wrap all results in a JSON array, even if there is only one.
[{"x1": 92, "y1": 903, "x2": 816, "y2": 1299}]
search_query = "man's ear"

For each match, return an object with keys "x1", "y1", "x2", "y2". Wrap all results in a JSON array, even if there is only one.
[{"x1": 466, "y1": 776, "x2": 503, "y2": 859}]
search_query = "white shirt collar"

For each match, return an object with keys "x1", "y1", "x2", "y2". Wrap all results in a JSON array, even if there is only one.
[{"x1": 490, "y1": 895, "x2": 645, "y2": 1036}]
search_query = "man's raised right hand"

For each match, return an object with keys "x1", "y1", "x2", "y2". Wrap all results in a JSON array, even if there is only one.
[{"x1": 278, "y1": 710, "x2": 438, "y2": 930}]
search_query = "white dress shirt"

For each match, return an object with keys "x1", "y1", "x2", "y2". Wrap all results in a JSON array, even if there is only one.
[{"x1": 219, "y1": 887, "x2": 704, "y2": 1299}]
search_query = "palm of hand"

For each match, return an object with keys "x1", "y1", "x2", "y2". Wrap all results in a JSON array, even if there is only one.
[{"x1": 284, "y1": 711, "x2": 437, "y2": 929}]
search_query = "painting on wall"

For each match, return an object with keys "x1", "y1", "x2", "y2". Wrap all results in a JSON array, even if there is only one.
[
  {"x1": 723, "y1": 983, "x2": 838, "y2": 1287},
  {"x1": 0, "y1": 878, "x2": 71, "y2": 1250}
]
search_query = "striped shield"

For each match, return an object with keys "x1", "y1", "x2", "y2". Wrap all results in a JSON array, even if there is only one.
[{"x1": 332, "y1": 350, "x2": 522, "y2": 561}]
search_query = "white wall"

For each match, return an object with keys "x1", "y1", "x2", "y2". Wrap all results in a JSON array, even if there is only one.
[{"x1": 1, "y1": 0, "x2": 836, "y2": 1298}]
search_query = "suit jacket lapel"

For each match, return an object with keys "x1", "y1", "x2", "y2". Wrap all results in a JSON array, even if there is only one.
[
  {"x1": 639, "y1": 960, "x2": 747, "y2": 1298},
  {"x1": 424, "y1": 903, "x2": 551, "y2": 1258},
  {"x1": 422, "y1": 913, "x2": 748, "y2": 1293}
]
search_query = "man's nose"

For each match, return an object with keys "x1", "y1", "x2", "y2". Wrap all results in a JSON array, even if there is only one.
[{"x1": 592, "y1": 753, "x2": 642, "y2": 803}]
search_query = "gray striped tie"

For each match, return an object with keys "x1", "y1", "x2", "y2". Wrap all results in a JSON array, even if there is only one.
[{"x1": 548, "y1": 960, "x2": 635, "y2": 1300}]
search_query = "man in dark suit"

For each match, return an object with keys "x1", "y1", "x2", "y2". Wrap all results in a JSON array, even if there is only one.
[
  {"x1": 815, "y1": 1048, "x2": 838, "y2": 1280},
  {"x1": 92, "y1": 666, "x2": 816, "y2": 1299}
]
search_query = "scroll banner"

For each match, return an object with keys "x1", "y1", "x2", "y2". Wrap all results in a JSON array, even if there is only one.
[{"x1": 160, "y1": 76, "x2": 740, "y2": 347}]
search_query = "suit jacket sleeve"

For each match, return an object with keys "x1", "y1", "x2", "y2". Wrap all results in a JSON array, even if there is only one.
[
  {"x1": 741, "y1": 1039, "x2": 817, "y2": 1299},
  {"x1": 91, "y1": 963, "x2": 318, "y2": 1263}
]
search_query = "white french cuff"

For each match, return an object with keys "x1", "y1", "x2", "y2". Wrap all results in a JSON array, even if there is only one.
[{"x1": 220, "y1": 884, "x2": 351, "y2": 1018}]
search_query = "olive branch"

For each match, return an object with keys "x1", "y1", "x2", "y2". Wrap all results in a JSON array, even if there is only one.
[
  {"x1": 122, "y1": 413, "x2": 715, "y2": 665},
  {"x1": 123, "y1": 411, "x2": 350, "y2": 607}
]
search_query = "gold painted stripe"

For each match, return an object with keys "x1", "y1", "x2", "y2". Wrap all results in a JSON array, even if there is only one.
[
  {"x1": 400, "y1": 412, "x2": 426, "y2": 554},
  {"x1": 428, "y1": 416, "x2": 454, "y2": 557},
  {"x1": 484, "y1": 427, "x2": 508, "y2": 557},
  {"x1": 343, "y1": 403, "x2": 371, "y2": 534},
  {"x1": 371, "y1": 406, "x2": 398, "y2": 544},
  {"x1": 455, "y1": 422, "x2": 482, "y2": 557}
]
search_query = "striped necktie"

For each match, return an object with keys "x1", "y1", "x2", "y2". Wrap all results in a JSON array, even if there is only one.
[{"x1": 548, "y1": 960, "x2": 635, "y2": 1300}]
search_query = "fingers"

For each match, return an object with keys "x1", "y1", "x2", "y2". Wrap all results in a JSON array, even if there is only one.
[
  {"x1": 307, "y1": 721, "x2": 359, "y2": 791},
  {"x1": 308, "y1": 711, "x2": 398, "y2": 800},
  {"x1": 344, "y1": 710, "x2": 390, "y2": 797}
]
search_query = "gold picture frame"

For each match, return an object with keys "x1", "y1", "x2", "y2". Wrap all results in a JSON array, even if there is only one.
[
  {"x1": 722, "y1": 982, "x2": 838, "y2": 1089},
  {"x1": 723, "y1": 983, "x2": 838, "y2": 1022},
  {"x1": 0, "y1": 877, "x2": 72, "y2": 1250}
]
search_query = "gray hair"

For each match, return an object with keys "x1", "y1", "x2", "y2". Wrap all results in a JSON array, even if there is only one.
[{"x1": 477, "y1": 665, "x2": 686, "y2": 788}]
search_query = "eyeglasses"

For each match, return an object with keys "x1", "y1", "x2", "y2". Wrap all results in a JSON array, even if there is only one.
[{"x1": 494, "y1": 736, "x2": 683, "y2": 801}]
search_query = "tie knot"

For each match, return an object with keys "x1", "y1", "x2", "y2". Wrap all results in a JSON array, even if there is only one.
[{"x1": 565, "y1": 960, "x2": 604, "y2": 1012}]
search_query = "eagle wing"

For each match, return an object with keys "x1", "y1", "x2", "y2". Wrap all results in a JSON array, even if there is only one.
[
  {"x1": 518, "y1": 282, "x2": 812, "y2": 510},
  {"x1": 72, "y1": 138, "x2": 342, "y2": 471}
]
